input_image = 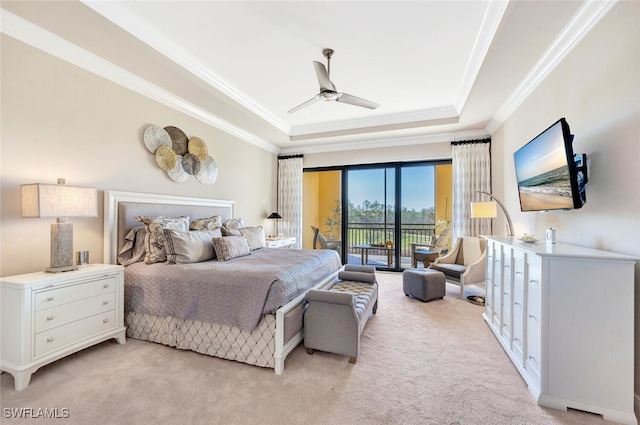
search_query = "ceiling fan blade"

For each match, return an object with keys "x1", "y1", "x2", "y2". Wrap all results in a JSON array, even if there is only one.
[
  {"x1": 336, "y1": 92, "x2": 380, "y2": 110},
  {"x1": 287, "y1": 94, "x2": 320, "y2": 114},
  {"x1": 313, "y1": 61, "x2": 335, "y2": 92}
]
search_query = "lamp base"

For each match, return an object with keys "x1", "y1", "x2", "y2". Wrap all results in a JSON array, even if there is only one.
[
  {"x1": 48, "y1": 221, "x2": 75, "y2": 273},
  {"x1": 45, "y1": 265, "x2": 78, "y2": 273}
]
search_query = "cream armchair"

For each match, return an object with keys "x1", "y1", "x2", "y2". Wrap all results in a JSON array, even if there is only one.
[{"x1": 430, "y1": 236, "x2": 486, "y2": 299}]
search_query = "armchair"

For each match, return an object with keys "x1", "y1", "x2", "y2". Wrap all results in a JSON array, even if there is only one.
[
  {"x1": 311, "y1": 226, "x2": 342, "y2": 256},
  {"x1": 411, "y1": 228, "x2": 451, "y2": 267},
  {"x1": 429, "y1": 236, "x2": 486, "y2": 299}
]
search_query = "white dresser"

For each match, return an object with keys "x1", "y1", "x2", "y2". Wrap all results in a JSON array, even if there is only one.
[
  {"x1": 482, "y1": 236, "x2": 637, "y2": 425},
  {"x1": 0, "y1": 264, "x2": 126, "y2": 390}
]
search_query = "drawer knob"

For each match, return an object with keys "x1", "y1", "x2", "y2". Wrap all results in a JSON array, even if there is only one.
[
  {"x1": 102, "y1": 300, "x2": 109, "y2": 305},
  {"x1": 514, "y1": 337, "x2": 520, "y2": 342},
  {"x1": 514, "y1": 302, "x2": 522, "y2": 307},
  {"x1": 103, "y1": 283, "x2": 110, "y2": 288},
  {"x1": 529, "y1": 279, "x2": 539, "y2": 284},
  {"x1": 528, "y1": 314, "x2": 536, "y2": 320},
  {"x1": 103, "y1": 318, "x2": 109, "y2": 324},
  {"x1": 528, "y1": 355, "x2": 536, "y2": 360},
  {"x1": 503, "y1": 292, "x2": 509, "y2": 296},
  {"x1": 46, "y1": 296, "x2": 54, "y2": 301},
  {"x1": 515, "y1": 271, "x2": 523, "y2": 275},
  {"x1": 46, "y1": 315, "x2": 54, "y2": 321},
  {"x1": 504, "y1": 265, "x2": 510, "y2": 269},
  {"x1": 46, "y1": 337, "x2": 54, "y2": 343}
]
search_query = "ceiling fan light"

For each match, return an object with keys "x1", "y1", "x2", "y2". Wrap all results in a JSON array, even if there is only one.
[{"x1": 320, "y1": 91, "x2": 339, "y2": 101}]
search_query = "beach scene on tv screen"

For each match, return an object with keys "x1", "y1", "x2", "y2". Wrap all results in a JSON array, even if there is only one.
[{"x1": 515, "y1": 123, "x2": 574, "y2": 211}]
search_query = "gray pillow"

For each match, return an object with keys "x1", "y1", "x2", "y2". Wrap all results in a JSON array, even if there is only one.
[
  {"x1": 164, "y1": 228, "x2": 223, "y2": 264},
  {"x1": 222, "y1": 218, "x2": 245, "y2": 229},
  {"x1": 239, "y1": 226, "x2": 266, "y2": 250},
  {"x1": 190, "y1": 215, "x2": 222, "y2": 230},
  {"x1": 212, "y1": 236, "x2": 251, "y2": 261}
]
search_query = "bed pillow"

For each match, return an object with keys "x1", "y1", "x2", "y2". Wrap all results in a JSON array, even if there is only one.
[
  {"x1": 222, "y1": 218, "x2": 245, "y2": 229},
  {"x1": 190, "y1": 215, "x2": 222, "y2": 230},
  {"x1": 117, "y1": 226, "x2": 147, "y2": 266},
  {"x1": 221, "y1": 227, "x2": 242, "y2": 237},
  {"x1": 164, "y1": 228, "x2": 223, "y2": 264},
  {"x1": 135, "y1": 215, "x2": 190, "y2": 264},
  {"x1": 212, "y1": 236, "x2": 251, "y2": 261},
  {"x1": 239, "y1": 226, "x2": 266, "y2": 250}
]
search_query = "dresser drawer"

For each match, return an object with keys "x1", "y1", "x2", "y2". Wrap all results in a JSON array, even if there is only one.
[
  {"x1": 34, "y1": 293, "x2": 116, "y2": 333},
  {"x1": 34, "y1": 275, "x2": 117, "y2": 311},
  {"x1": 34, "y1": 310, "x2": 116, "y2": 358}
]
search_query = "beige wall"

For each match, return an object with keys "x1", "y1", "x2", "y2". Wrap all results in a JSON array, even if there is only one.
[
  {"x1": 0, "y1": 36, "x2": 277, "y2": 277},
  {"x1": 490, "y1": 2, "x2": 640, "y2": 399}
]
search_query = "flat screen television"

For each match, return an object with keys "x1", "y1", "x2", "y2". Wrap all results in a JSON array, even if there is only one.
[{"x1": 513, "y1": 118, "x2": 587, "y2": 212}]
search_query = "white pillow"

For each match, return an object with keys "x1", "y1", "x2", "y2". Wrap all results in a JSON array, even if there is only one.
[
  {"x1": 164, "y1": 228, "x2": 223, "y2": 264},
  {"x1": 239, "y1": 226, "x2": 266, "y2": 250}
]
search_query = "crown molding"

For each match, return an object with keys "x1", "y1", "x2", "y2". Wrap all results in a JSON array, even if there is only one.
[
  {"x1": 1, "y1": 9, "x2": 280, "y2": 155},
  {"x1": 485, "y1": 0, "x2": 618, "y2": 134},
  {"x1": 455, "y1": 0, "x2": 509, "y2": 114},
  {"x1": 280, "y1": 129, "x2": 489, "y2": 155}
]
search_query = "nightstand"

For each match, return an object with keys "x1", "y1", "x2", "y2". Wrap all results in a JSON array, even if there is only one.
[
  {"x1": 265, "y1": 236, "x2": 296, "y2": 248},
  {"x1": 0, "y1": 264, "x2": 126, "y2": 390}
]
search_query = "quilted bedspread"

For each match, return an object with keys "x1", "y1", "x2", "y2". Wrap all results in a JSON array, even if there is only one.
[{"x1": 123, "y1": 248, "x2": 341, "y2": 331}]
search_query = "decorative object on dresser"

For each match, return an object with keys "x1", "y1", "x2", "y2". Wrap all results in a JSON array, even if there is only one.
[
  {"x1": 142, "y1": 125, "x2": 218, "y2": 184},
  {"x1": 470, "y1": 191, "x2": 514, "y2": 236},
  {"x1": 21, "y1": 179, "x2": 98, "y2": 273},
  {"x1": 482, "y1": 235, "x2": 637, "y2": 425},
  {"x1": 0, "y1": 264, "x2": 126, "y2": 391}
]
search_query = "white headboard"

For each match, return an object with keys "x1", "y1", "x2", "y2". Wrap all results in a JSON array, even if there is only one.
[{"x1": 103, "y1": 190, "x2": 235, "y2": 265}]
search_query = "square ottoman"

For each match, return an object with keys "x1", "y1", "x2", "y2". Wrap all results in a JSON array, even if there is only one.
[{"x1": 403, "y1": 269, "x2": 446, "y2": 302}]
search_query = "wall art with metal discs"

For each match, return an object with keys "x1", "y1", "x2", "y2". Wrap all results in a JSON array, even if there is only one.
[{"x1": 143, "y1": 125, "x2": 218, "y2": 184}]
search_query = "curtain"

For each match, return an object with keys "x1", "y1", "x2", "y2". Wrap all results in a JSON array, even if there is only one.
[
  {"x1": 451, "y1": 140, "x2": 492, "y2": 238},
  {"x1": 277, "y1": 155, "x2": 303, "y2": 249}
]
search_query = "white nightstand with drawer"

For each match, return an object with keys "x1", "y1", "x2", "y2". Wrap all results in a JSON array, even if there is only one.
[
  {"x1": 265, "y1": 237, "x2": 296, "y2": 248},
  {"x1": 0, "y1": 264, "x2": 126, "y2": 390}
]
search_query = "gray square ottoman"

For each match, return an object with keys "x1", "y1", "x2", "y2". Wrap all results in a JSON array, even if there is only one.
[{"x1": 403, "y1": 269, "x2": 446, "y2": 302}]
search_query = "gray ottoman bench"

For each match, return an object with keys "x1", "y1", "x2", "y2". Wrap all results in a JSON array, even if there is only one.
[
  {"x1": 403, "y1": 269, "x2": 446, "y2": 302},
  {"x1": 304, "y1": 265, "x2": 378, "y2": 364}
]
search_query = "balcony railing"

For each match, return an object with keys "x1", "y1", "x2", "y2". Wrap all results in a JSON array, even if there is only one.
[{"x1": 346, "y1": 222, "x2": 436, "y2": 258}]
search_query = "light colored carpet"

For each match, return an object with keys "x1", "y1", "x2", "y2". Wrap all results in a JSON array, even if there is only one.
[{"x1": 1, "y1": 271, "x2": 618, "y2": 425}]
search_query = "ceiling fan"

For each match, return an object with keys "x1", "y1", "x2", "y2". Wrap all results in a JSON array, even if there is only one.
[{"x1": 287, "y1": 48, "x2": 380, "y2": 114}]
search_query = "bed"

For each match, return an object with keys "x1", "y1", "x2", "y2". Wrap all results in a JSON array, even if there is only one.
[{"x1": 103, "y1": 190, "x2": 342, "y2": 374}]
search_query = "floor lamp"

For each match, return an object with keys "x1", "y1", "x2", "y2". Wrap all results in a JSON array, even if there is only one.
[{"x1": 470, "y1": 191, "x2": 514, "y2": 236}]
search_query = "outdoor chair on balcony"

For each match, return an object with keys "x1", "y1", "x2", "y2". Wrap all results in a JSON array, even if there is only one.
[
  {"x1": 429, "y1": 236, "x2": 486, "y2": 299},
  {"x1": 311, "y1": 226, "x2": 342, "y2": 257},
  {"x1": 410, "y1": 228, "x2": 451, "y2": 267}
]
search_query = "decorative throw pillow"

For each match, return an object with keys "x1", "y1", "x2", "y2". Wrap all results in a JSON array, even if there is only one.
[
  {"x1": 190, "y1": 215, "x2": 222, "y2": 230},
  {"x1": 212, "y1": 236, "x2": 251, "y2": 261},
  {"x1": 164, "y1": 228, "x2": 222, "y2": 264},
  {"x1": 221, "y1": 227, "x2": 242, "y2": 237},
  {"x1": 239, "y1": 226, "x2": 266, "y2": 250},
  {"x1": 135, "y1": 215, "x2": 190, "y2": 264},
  {"x1": 117, "y1": 226, "x2": 148, "y2": 266},
  {"x1": 222, "y1": 218, "x2": 245, "y2": 229}
]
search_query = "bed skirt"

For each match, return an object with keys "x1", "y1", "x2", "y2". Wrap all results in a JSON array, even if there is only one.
[{"x1": 125, "y1": 311, "x2": 276, "y2": 368}]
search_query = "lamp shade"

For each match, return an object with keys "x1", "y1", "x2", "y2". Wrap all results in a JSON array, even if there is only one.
[
  {"x1": 267, "y1": 212, "x2": 282, "y2": 219},
  {"x1": 470, "y1": 201, "x2": 498, "y2": 219},
  {"x1": 21, "y1": 183, "x2": 98, "y2": 218}
]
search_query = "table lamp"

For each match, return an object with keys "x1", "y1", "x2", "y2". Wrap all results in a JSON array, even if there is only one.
[
  {"x1": 267, "y1": 212, "x2": 282, "y2": 237},
  {"x1": 21, "y1": 178, "x2": 98, "y2": 272}
]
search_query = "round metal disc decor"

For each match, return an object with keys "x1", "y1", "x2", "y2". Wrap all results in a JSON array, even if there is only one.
[
  {"x1": 155, "y1": 146, "x2": 177, "y2": 171},
  {"x1": 143, "y1": 125, "x2": 171, "y2": 153},
  {"x1": 188, "y1": 137, "x2": 208, "y2": 161},
  {"x1": 164, "y1": 126, "x2": 189, "y2": 155},
  {"x1": 182, "y1": 152, "x2": 201, "y2": 175},
  {"x1": 167, "y1": 155, "x2": 190, "y2": 183},
  {"x1": 196, "y1": 155, "x2": 218, "y2": 185}
]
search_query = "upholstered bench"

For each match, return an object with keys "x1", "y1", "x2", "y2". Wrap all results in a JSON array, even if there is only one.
[
  {"x1": 403, "y1": 268, "x2": 446, "y2": 302},
  {"x1": 304, "y1": 265, "x2": 378, "y2": 364}
]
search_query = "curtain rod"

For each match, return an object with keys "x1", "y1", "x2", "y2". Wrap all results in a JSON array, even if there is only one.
[
  {"x1": 277, "y1": 154, "x2": 303, "y2": 160},
  {"x1": 451, "y1": 138, "x2": 491, "y2": 146}
]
